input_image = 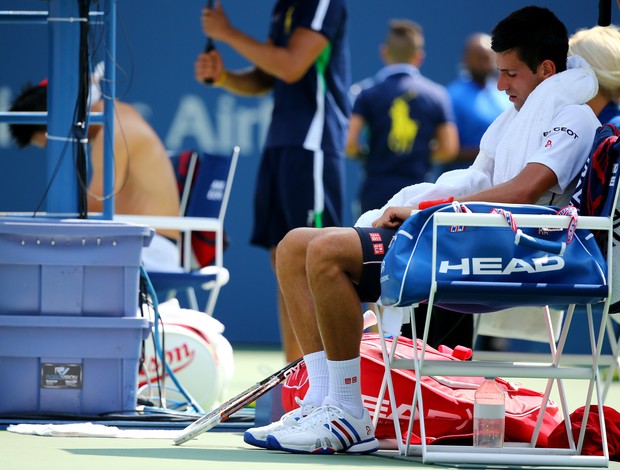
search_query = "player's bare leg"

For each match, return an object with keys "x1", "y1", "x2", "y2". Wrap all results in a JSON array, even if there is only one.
[
  {"x1": 276, "y1": 227, "x2": 364, "y2": 360},
  {"x1": 271, "y1": 247, "x2": 303, "y2": 363}
]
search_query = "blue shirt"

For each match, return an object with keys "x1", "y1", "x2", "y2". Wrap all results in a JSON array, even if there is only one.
[
  {"x1": 352, "y1": 64, "x2": 455, "y2": 181},
  {"x1": 598, "y1": 100, "x2": 620, "y2": 128},
  {"x1": 265, "y1": 0, "x2": 350, "y2": 153},
  {"x1": 447, "y1": 74, "x2": 511, "y2": 149},
  {"x1": 351, "y1": 64, "x2": 455, "y2": 211}
]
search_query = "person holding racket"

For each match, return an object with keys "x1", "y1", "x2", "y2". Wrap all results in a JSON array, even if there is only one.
[
  {"x1": 243, "y1": 6, "x2": 599, "y2": 455},
  {"x1": 195, "y1": 0, "x2": 350, "y2": 365}
]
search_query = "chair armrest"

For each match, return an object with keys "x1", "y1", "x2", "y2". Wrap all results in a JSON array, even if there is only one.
[
  {"x1": 114, "y1": 215, "x2": 225, "y2": 270},
  {"x1": 432, "y1": 212, "x2": 611, "y2": 231},
  {"x1": 147, "y1": 266, "x2": 230, "y2": 289}
]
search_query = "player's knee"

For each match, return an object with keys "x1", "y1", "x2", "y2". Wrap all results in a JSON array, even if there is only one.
[
  {"x1": 306, "y1": 230, "x2": 344, "y2": 278},
  {"x1": 277, "y1": 228, "x2": 305, "y2": 257},
  {"x1": 276, "y1": 227, "x2": 312, "y2": 274}
]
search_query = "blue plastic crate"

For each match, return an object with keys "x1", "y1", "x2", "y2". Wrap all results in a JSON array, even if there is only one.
[
  {"x1": 0, "y1": 217, "x2": 152, "y2": 317},
  {"x1": 0, "y1": 315, "x2": 150, "y2": 416}
]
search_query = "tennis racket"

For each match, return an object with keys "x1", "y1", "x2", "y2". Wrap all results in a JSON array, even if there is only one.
[
  {"x1": 174, "y1": 356, "x2": 303, "y2": 445},
  {"x1": 173, "y1": 310, "x2": 378, "y2": 445}
]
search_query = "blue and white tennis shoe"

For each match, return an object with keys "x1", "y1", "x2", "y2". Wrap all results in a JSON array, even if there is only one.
[
  {"x1": 266, "y1": 398, "x2": 378, "y2": 454},
  {"x1": 243, "y1": 397, "x2": 317, "y2": 449}
]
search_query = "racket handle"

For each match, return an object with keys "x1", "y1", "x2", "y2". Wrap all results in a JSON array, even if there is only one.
[
  {"x1": 203, "y1": 0, "x2": 216, "y2": 84},
  {"x1": 598, "y1": 0, "x2": 612, "y2": 26},
  {"x1": 203, "y1": 39, "x2": 216, "y2": 85}
]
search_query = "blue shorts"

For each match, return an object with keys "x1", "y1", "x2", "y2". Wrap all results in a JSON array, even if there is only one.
[
  {"x1": 251, "y1": 147, "x2": 344, "y2": 249},
  {"x1": 353, "y1": 227, "x2": 397, "y2": 302}
]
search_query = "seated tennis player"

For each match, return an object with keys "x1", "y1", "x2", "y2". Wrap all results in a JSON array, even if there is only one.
[
  {"x1": 9, "y1": 73, "x2": 181, "y2": 271},
  {"x1": 244, "y1": 6, "x2": 600, "y2": 454}
]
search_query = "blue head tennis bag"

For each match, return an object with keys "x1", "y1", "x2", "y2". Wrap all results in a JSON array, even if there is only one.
[{"x1": 379, "y1": 202, "x2": 608, "y2": 311}]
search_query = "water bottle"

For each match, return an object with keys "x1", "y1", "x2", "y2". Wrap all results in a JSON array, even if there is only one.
[{"x1": 473, "y1": 377, "x2": 505, "y2": 448}]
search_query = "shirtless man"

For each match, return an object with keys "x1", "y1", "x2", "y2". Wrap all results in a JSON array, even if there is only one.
[{"x1": 9, "y1": 81, "x2": 180, "y2": 269}]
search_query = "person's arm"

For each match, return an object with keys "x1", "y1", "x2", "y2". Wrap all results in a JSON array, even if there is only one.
[
  {"x1": 458, "y1": 162, "x2": 557, "y2": 204},
  {"x1": 371, "y1": 162, "x2": 557, "y2": 229},
  {"x1": 430, "y1": 121, "x2": 459, "y2": 164},
  {"x1": 202, "y1": 2, "x2": 329, "y2": 84},
  {"x1": 345, "y1": 113, "x2": 366, "y2": 158},
  {"x1": 195, "y1": 50, "x2": 274, "y2": 96}
]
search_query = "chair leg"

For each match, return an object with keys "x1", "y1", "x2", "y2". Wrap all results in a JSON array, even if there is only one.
[
  {"x1": 203, "y1": 283, "x2": 221, "y2": 316},
  {"x1": 407, "y1": 302, "x2": 433, "y2": 459},
  {"x1": 371, "y1": 305, "x2": 385, "y2": 430},
  {"x1": 584, "y1": 303, "x2": 610, "y2": 460},
  {"x1": 603, "y1": 317, "x2": 619, "y2": 402},
  {"x1": 472, "y1": 314, "x2": 482, "y2": 349},
  {"x1": 562, "y1": 303, "x2": 609, "y2": 460},
  {"x1": 375, "y1": 308, "x2": 406, "y2": 454},
  {"x1": 372, "y1": 327, "x2": 396, "y2": 428},
  {"x1": 524, "y1": 306, "x2": 572, "y2": 449},
  {"x1": 185, "y1": 287, "x2": 200, "y2": 311}
]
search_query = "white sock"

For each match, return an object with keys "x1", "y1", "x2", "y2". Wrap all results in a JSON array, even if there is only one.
[
  {"x1": 327, "y1": 356, "x2": 365, "y2": 419},
  {"x1": 302, "y1": 350, "x2": 329, "y2": 406}
]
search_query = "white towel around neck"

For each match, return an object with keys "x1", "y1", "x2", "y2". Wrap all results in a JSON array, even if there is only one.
[
  {"x1": 355, "y1": 55, "x2": 598, "y2": 228},
  {"x1": 481, "y1": 54, "x2": 598, "y2": 186}
]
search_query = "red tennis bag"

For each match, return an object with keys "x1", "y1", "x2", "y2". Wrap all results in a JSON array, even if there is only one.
[{"x1": 282, "y1": 333, "x2": 562, "y2": 446}]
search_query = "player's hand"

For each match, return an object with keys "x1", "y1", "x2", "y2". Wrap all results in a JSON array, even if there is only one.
[
  {"x1": 201, "y1": 1, "x2": 232, "y2": 42},
  {"x1": 195, "y1": 51, "x2": 223, "y2": 85},
  {"x1": 372, "y1": 206, "x2": 416, "y2": 229}
]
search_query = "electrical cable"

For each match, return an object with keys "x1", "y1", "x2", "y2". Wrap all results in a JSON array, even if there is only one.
[
  {"x1": 72, "y1": 0, "x2": 91, "y2": 218},
  {"x1": 93, "y1": 2, "x2": 135, "y2": 102},
  {"x1": 138, "y1": 274, "x2": 165, "y2": 408},
  {"x1": 139, "y1": 266, "x2": 205, "y2": 414},
  {"x1": 69, "y1": 0, "x2": 133, "y2": 206}
]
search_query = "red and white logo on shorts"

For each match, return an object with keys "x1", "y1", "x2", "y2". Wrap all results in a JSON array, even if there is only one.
[
  {"x1": 373, "y1": 243, "x2": 385, "y2": 255},
  {"x1": 369, "y1": 232, "x2": 382, "y2": 242}
]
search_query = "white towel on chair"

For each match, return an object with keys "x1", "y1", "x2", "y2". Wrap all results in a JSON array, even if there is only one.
[
  {"x1": 7, "y1": 422, "x2": 180, "y2": 439},
  {"x1": 355, "y1": 55, "x2": 598, "y2": 228}
]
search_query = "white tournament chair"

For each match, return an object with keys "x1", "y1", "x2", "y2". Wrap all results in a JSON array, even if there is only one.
[
  {"x1": 375, "y1": 213, "x2": 613, "y2": 467},
  {"x1": 116, "y1": 146, "x2": 239, "y2": 316},
  {"x1": 373, "y1": 127, "x2": 620, "y2": 467}
]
